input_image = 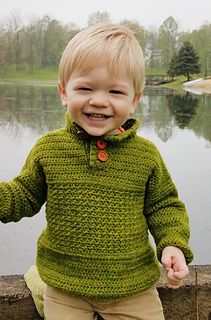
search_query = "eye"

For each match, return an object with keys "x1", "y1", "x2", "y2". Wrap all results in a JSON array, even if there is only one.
[
  {"x1": 78, "y1": 87, "x2": 92, "y2": 91},
  {"x1": 110, "y1": 90, "x2": 124, "y2": 94}
]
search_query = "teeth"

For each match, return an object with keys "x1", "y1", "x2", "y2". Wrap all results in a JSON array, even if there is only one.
[{"x1": 88, "y1": 113, "x2": 108, "y2": 119}]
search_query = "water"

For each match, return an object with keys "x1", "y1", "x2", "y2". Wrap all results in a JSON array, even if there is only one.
[{"x1": 0, "y1": 84, "x2": 211, "y2": 275}]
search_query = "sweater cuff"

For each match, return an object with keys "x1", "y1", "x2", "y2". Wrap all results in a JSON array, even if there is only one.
[{"x1": 156, "y1": 240, "x2": 194, "y2": 265}]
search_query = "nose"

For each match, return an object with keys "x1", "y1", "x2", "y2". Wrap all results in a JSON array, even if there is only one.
[{"x1": 89, "y1": 91, "x2": 109, "y2": 107}]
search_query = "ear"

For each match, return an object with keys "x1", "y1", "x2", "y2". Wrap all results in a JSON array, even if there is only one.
[
  {"x1": 58, "y1": 82, "x2": 67, "y2": 107},
  {"x1": 130, "y1": 92, "x2": 142, "y2": 115}
]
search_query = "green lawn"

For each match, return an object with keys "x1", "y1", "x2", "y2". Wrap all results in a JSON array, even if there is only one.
[{"x1": 0, "y1": 67, "x2": 58, "y2": 81}]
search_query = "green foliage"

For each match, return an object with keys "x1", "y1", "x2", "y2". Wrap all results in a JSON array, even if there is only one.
[
  {"x1": 0, "y1": 13, "x2": 80, "y2": 76},
  {"x1": 179, "y1": 23, "x2": 211, "y2": 77},
  {"x1": 0, "y1": 11, "x2": 211, "y2": 79},
  {"x1": 158, "y1": 16, "x2": 179, "y2": 69},
  {"x1": 145, "y1": 67, "x2": 167, "y2": 75},
  {"x1": 168, "y1": 42, "x2": 200, "y2": 81},
  {"x1": 167, "y1": 54, "x2": 179, "y2": 77}
]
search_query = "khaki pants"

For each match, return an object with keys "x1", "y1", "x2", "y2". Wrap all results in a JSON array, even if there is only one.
[{"x1": 44, "y1": 285, "x2": 164, "y2": 320}]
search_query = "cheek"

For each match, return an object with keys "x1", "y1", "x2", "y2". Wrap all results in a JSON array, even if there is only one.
[
  {"x1": 66, "y1": 95, "x2": 81, "y2": 110},
  {"x1": 116, "y1": 99, "x2": 133, "y2": 114}
]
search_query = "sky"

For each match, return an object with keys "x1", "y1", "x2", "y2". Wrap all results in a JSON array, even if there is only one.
[{"x1": 1, "y1": 0, "x2": 211, "y2": 31}]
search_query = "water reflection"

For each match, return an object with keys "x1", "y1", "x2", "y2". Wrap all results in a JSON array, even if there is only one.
[
  {"x1": 138, "y1": 88, "x2": 211, "y2": 143},
  {"x1": 0, "y1": 85, "x2": 211, "y2": 143},
  {"x1": 0, "y1": 84, "x2": 211, "y2": 274},
  {"x1": 167, "y1": 92, "x2": 199, "y2": 128},
  {"x1": 0, "y1": 85, "x2": 65, "y2": 135}
]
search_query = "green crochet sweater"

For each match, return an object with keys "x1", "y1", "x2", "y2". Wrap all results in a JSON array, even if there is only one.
[{"x1": 0, "y1": 114, "x2": 193, "y2": 299}]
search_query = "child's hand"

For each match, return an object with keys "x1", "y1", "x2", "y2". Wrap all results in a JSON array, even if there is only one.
[{"x1": 161, "y1": 246, "x2": 189, "y2": 289}]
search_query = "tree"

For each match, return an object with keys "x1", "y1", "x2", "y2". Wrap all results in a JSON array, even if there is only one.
[
  {"x1": 43, "y1": 19, "x2": 69, "y2": 66},
  {"x1": 178, "y1": 23, "x2": 211, "y2": 77},
  {"x1": 168, "y1": 41, "x2": 200, "y2": 81},
  {"x1": 0, "y1": 31, "x2": 7, "y2": 73},
  {"x1": 190, "y1": 24, "x2": 211, "y2": 77},
  {"x1": 167, "y1": 54, "x2": 179, "y2": 77},
  {"x1": 145, "y1": 27, "x2": 159, "y2": 71},
  {"x1": 87, "y1": 11, "x2": 111, "y2": 26},
  {"x1": 39, "y1": 16, "x2": 70, "y2": 68},
  {"x1": 158, "y1": 16, "x2": 179, "y2": 69},
  {"x1": 11, "y1": 11, "x2": 24, "y2": 71}
]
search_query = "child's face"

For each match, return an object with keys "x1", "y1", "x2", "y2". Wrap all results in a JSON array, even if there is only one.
[{"x1": 59, "y1": 66, "x2": 141, "y2": 136}]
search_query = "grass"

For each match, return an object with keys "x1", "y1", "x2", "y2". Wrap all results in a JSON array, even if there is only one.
[
  {"x1": 0, "y1": 66, "x2": 58, "y2": 81},
  {"x1": 159, "y1": 76, "x2": 186, "y2": 90},
  {"x1": 159, "y1": 73, "x2": 206, "y2": 91}
]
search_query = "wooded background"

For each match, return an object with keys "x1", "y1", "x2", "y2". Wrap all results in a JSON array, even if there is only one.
[{"x1": 0, "y1": 11, "x2": 211, "y2": 77}]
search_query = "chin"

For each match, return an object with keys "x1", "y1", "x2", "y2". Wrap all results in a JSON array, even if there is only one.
[
  {"x1": 88, "y1": 131, "x2": 105, "y2": 137},
  {"x1": 84, "y1": 127, "x2": 109, "y2": 137}
]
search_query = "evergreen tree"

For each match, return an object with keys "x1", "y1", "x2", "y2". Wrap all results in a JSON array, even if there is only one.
[
  {"x1": 167, "y1": 54, "x2": 179, "y2": 78},
  {"x1": 168, "y1": 42, "x2": 200, "y2": 81}
]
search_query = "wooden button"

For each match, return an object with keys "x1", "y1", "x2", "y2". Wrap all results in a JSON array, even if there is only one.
[
  {"x1": 97, "y1": 151, "x2": 108, "y2": 162},
  {"x1": 96, "y1": 140, "x2": 107, "y2": 149}
]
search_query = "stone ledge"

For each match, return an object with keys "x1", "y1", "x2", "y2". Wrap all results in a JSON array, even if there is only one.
[{"x1": 0, "y1": 265, "x2": 211, "y2": 320}]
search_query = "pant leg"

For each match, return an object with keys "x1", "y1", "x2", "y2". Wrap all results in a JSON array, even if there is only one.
[
  {"x1": 44, "y1": 285, "x2": 97, "y2": 320},
  {"x1": 96, "y1": 287, "x2": 165, "y2": 320}
]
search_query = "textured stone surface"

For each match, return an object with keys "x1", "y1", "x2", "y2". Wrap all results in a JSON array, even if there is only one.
[
  {"x1": 0, "y1": 275, "x2": 42, "y2": 320},
  {"x1": 196, "y1": 266, "x2": 211, "y2": 320},
  {"x1": 0, "y1": 265, "x2": 210, "y2": 320}
]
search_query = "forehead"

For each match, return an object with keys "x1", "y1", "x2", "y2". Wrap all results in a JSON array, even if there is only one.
[
  {"x1": 73, "y1": 58, "x2": 133, "y2": 81},
  {"x1": 69, "y1": 65, "x2": 134, "y2": 87}
]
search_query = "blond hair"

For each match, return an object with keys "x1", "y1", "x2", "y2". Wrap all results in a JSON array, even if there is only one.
[{"x1": 58, "y1": 24, "x2": 145, "y2": 94}]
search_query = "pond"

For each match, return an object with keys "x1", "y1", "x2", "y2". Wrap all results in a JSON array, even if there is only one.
[{"x1": 0, "y1": 83, "x2": 211, "y2": 275}]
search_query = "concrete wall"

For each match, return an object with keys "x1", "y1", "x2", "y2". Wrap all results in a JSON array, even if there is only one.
[{"x1": 0, "y1": 265, "x2": 211, "y2": 320}]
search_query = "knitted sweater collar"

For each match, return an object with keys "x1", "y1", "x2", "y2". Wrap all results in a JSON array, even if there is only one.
[{"x1": 65, "y1": 112, "x2": 141, "y2": 143}]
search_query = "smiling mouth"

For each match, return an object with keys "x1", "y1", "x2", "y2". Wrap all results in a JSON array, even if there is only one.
[{"x1": 85, "y1": 113, "x2": 110, "y2": 120}]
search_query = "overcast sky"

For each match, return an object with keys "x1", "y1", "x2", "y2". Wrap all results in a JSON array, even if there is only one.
[{"x1": 1, "y1": 0, "x2": 211, "y2": 31}]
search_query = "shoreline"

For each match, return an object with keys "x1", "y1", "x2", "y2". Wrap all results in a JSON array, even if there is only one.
[
  {"x1": 1, "y1": 77, "x2": 211, "y2": 95},
  {"x1": 183, "y1": 78, "x2": 211, "y2": 95}
]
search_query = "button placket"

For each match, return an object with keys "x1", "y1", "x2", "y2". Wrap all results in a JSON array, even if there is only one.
[
  {"x1": 96, "y1": 139, "x2": 108, "y2": 162},
  {"x1": 76, "y1": 130, "x2": 110, "y2": 168}
]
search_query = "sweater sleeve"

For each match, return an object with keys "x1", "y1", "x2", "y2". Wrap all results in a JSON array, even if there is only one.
[
  {"x1": 0, "y1": 142, "x2": 47, "y2": 223},
  {"x1": 143, "y1": 147, "x2": 193, "y2": 264}
]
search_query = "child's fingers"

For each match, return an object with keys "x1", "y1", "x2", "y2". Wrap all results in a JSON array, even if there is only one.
[
  {"x1": 161, "y1": 253, "x2": 172, "y2": 271},
  {"x1": 168, "y1": 282, "x2": 183, "y2": 289},
  {"x1": 167, "y1": 269, "x2": 184, "y2": 288},
  {"x1": 168, "y1": 268, "x2": 188, "y2": 281},
  {"x1": 173, "y1": 269, "x2": 189, "y2": 280},
  {"x1": 167, "y1": 267, "x2": 189, "y2": 289}
]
